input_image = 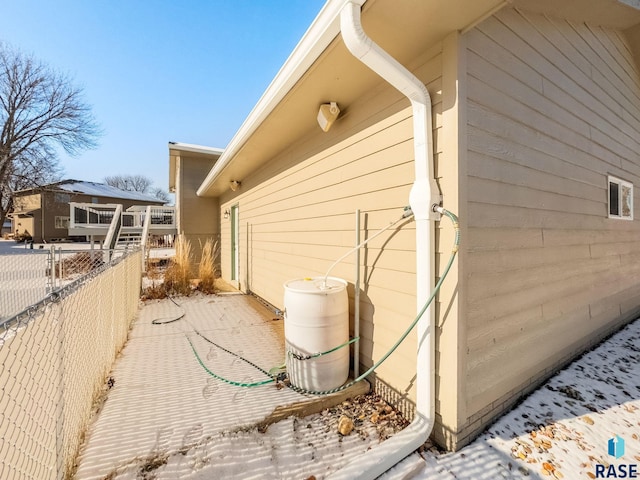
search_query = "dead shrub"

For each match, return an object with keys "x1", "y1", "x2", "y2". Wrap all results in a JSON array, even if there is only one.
[
  {"x1": 141, "y1": 257, "x2": 168, "y2": 300},
  {"x1": 14, "y1": 232, "x2": 32, "y2": 243},
  {"x1": 56, "y1": 251, "x2": 104, "y2": 278},
  {"x1": 163, "y1": 234, "x2": 193, "y2": 296},
  {"x1": 140, "y1": 282, "x2": 168, "y2": 300},
  {"x1": 144, "y1": 258, "x2": 169, "y2": 280}
]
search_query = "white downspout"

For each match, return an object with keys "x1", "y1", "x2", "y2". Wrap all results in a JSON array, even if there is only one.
[{"x1": 328, "y1": 3, "x2": 441, "y2": 479}]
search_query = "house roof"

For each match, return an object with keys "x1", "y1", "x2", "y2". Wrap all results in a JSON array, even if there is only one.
[
  {"x1": 195, "y1": 0, "x2": 640, "y2": 197},
  {"x1": 14, "y1": 180, "x2": 165, "y2": 204},
  {"x1": 168, "y1": 142, "x2": 224, "y2": 193}
]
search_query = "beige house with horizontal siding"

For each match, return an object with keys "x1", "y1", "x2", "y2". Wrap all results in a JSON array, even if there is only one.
[
  {"x1": 168, "y1": 142, "x2": 224, "y2": 264},
  {"x1": 171, "y1": 0, "x2": 640, "y2": 451},
  {"x1": 11, "y1": 180, "x2": 165, "y2": 243}
]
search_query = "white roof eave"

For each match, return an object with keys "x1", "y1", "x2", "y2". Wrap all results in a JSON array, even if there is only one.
[
  {"x1": 196, "y1": 0, "x2": 367, "y2": 197},
  {"x1": 168, "y1": 142, "x2": 225, "y2": 156}
]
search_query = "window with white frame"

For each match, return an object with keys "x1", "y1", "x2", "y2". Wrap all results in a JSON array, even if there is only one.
[
  {"x1": 608, "y1": 176, "x2": 633, "y2": 220},
  {"x1": 55, "y1": 216, "x2": 70, "y2": 229}
]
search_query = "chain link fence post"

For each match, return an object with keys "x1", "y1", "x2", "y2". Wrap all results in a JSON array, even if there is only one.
[{"x1": 0, "y1": 248, "x2": 142, "y2": 479}]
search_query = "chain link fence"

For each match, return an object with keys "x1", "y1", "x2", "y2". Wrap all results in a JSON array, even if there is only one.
[
  {"x1": 0, "y1": 248, "x2": 142, "y2": 479},
  {"x1": 0, "y1": 250, "x2": 50, "y2": 322},
  {"x1": 0, "y1": 247, "x2": 132, "y2": 322}
]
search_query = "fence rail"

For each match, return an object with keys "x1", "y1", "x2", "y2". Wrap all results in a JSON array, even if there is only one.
[
  {"x1": 1, "y1": 247, "x2": 130, "y2": 322},
  {"x1": 0, "y1": 248, "x2": 142, "y2": 479},
  {"x1": 0, "y1": 250, "x2": 50, "y2": 323}
]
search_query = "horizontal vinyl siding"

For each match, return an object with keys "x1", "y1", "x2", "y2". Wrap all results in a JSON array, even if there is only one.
[
  {"x1": 220, "y1": 51, "x2": 443, "y2": 410},
  {"x1": 178, "y1": 156, "x2": 220, "y2": 264},
  {"x1": 179, "y1": 156, "x2": 219, "y2": 236},
  {"x1": 465, "y1": 8, "x2": 640, "y2": 417}
]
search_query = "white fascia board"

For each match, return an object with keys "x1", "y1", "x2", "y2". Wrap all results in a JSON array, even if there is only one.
[
  {"x1": 196, "y1": 0, "x2": 367, "y2": 197},
  {"x1": 619, "y1": 0, "x2": 640, "y2": 11},
  {"x1": 168, "y1": 142, "x2": 225, "y2": 156}
]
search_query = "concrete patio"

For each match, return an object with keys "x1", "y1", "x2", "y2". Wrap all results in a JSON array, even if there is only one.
[
  {"x1": 73, "y1": 293, "x2": 378, "y2": 479},
  {"x1": 71, "y1": 288, "x2": 640, "y2": 479}
]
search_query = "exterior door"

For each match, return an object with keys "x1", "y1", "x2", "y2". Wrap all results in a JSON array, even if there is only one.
[{"x1": 230, "y1": 205, "x2": 239, "y2": 283}]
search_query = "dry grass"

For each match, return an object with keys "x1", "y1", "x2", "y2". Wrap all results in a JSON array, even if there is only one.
[
  {"x1": 140, "y1": 260, "x2": 167, "y2": 300},
  {"x1": 141, "y1": 235, "x2": 225, "y2": 299},
  {"x1": 140, "y1": 282, "x2": 168, "y2": 300},
  {"x1": 198, "y1": 238, "x2": 219, "y2": 294},
  {"x1": 163, "y1": 234, "x2": 193, "y2": 296},
  {"x1": 56, "y1": 252, "x2": 104, "y2": 278}
]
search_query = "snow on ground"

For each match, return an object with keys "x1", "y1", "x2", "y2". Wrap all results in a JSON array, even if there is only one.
[
  {"x1": 0, "y1": 238, "x2": 47, "y2": 254},
  {"x1": 74, "y1": 289, "x2": 639, "y2": 479},
  {"x1": 0, "y1": 240, "x2": 51, "y2": 320},
  {"x1": 0, "y1": 238, "x2": 107, "y2": 253},
  {"x1": 0, "y1": 238, "x2": 174, "y2": 257},
  {"x1": 400, "y1": 318, "x2": 640, "y2": 480},
  {"x1": 74, "y1": 295, "x2": 404, "y2": 480},
  {"x1": 0, "y1": 238, "x2": 173, "y2": 320},
  {"x1": 3, "y1": 239, "x2": 637, "y2": 479}
]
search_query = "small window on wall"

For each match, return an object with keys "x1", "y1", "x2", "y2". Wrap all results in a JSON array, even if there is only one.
[
  {"x1": 54, "y1": 193, "x2": 71, "y2": 204},
  {"x1": 608, "y1": 176, "x2": 633, "y2": 220},
  {"x1": 55, "y1": 216, "x2": 70, "y2": 229}
]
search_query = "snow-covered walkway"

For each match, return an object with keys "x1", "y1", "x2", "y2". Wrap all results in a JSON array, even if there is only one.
[
  {"x1": 73, "y1": 289, "x2": 639, "y2": 479},
  {"x1": 73, "y1": 294, "x2": 394, "y2": 480}
]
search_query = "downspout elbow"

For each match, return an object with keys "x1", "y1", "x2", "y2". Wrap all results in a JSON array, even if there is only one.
[
  {"x1": 340, "y1": 3, "x2": 430, "y2": 106},
  {"x1": 328, "y1": 2, "x2": 438, "y2": 479},
  {"x1": 341, "y1": 3, "x2": 441, "y2": 219}
]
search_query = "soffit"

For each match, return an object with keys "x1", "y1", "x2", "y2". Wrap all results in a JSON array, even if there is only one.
[
  {"x1": 200, "y1": 0, "x2": 505, "y2": 196},
  {"x1": 169, "y1": 145, "x2": 222, "y2": 192},
  {"x1": 511, "y1": 0, "x2": 640, "y2": 29}
]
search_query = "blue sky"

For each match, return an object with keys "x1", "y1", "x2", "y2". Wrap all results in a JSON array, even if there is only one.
[{"x1": 0, "y1": 1, "x2": 326, "y2": 193}]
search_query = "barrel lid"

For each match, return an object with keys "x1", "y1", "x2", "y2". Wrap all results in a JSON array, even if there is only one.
[{"x1": 284, "y1": 276, "x2": 347, "y2": 294}]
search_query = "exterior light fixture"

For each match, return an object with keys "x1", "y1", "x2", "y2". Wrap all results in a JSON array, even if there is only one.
[
  {"x1": 223, "y1": 209, "x2": 230, "y2": 219},
  {"x1": 317, "y1": 102, "x2": 340, "y2": 132},
  {"x1": 230, "y1": 180, "x2": 241, "y2": 192}
]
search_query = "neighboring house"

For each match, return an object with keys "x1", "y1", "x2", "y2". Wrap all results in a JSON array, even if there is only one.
[
  {"x1": 168, "y1": 142, "x2": 224, "y2": 264},
  {"x1": 1, "y1": 219, "x2": 10, "y2": 237},
  {"x1": 171, "y1": 0, "x2": 640, "y2": 451},
  {"x1": 11, "y1": 180, "x2": 165, "y2": 242}
]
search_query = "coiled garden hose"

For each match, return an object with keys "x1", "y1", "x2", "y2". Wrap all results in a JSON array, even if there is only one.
[
  {"x1": 287, "y1": 337, "x2": 360, "y2": 361},
  {"x1": 153, "y1": 206, "x2": 460, "y2": 396},
  {"x1": 287, "y1": 206, "x2": 460, "y2": 395},
  {"x1": 186, "y1": 335, "x2": 276, "y2": 387},
  {"x1": 150, "y1": 296, "x2": 276, "y2": 387},
  {"x1": 151, "y1": 296, "x2": 185, "y2": 324}
]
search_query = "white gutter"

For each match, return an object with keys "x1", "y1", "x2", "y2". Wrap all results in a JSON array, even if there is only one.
[
  {"x1": 196, "y1": 0, "x2": 367, "y2": 197},
  {"x1": 168, "y1": 142, "x2": 224, "y2": 156},
  {"x1": 328, "y1": 3, "x2": 441, "y2": 479}
]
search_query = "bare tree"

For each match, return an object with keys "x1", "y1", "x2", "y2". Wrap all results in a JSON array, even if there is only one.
[
  {"x1": 150, "y1": 187, "x2": 171, "y2": 204},
  {"x1": 1, "y1": 153, "x2": 63, "y2": 219},
  {"x1": 104, "y1": 174, "x2": 152, "y2": 193},
  {"x1": 0, "y1": 42, "x2": 100, "y2": 227},
  {"x1": 104, "y1": 173, "x2": 170, "y2": 204}
]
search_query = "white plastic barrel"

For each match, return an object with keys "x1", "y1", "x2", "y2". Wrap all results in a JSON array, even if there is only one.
[{"x1": 284, "y1": 277, "x2": 349, "y2": 392}]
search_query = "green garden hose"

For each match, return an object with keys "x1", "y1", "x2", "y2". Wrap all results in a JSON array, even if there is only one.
[
  {"x1": 287, "y1": 207, "x2": 460, "y2": 395},
  {"x1": 186, "y1": 335, "x2": 275, "y2": 387},
  {"x1": 155, "y1": 207, "x2": 460, "y2": 395}
]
